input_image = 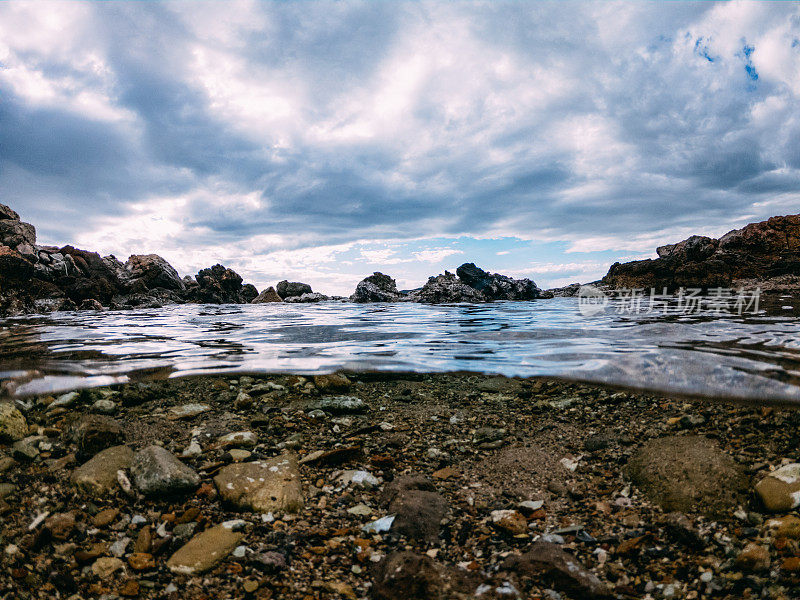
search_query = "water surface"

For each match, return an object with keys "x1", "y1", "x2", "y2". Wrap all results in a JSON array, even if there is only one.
[{"x1": 2, "y1": 297, "x2": 800, "y2": 402}]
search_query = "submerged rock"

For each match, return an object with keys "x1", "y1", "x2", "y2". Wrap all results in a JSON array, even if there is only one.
[
  {"x1": 502, "y1": 542, "x2": 611, "y2": 598},
  {"x1": 625, "y1": 436, "x2": 746, "y2": 517},
  {"x1": 0, "y1": 402, "x2": 27, "y2": 442},
  {"x1": 130, "y1": 445, "x2": 200, "y2": 496},
  {"x1": 71, "y1": 445, "x2": 134, "y2": 497},
  {"x1": 310, "y1": 395, "x2": 366, "y2": 414},
  {"x1": 755, "y1": 463, "x2": 800, "y2": 512},
  {"x1": 166, "y1": 523, "x2": 243, "y2": 575},
  {"x1": 214, "y1": 453, "x2": 303, "y2": 513}
]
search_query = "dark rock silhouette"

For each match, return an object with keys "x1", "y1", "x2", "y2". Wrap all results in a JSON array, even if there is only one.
[
  {"x1": 252, "y1": 286, "x2": 283, "y2": 303},
  {"x1": 603, "y1": 214, "x2": 800, "y2": 290},
  {"x1": 350, "y1": 272, "x2": 401, "y2": 302}
]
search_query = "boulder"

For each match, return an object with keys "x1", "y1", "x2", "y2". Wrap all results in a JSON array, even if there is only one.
[
  {"x1": 252, "y1": 286, "x2": 282, "y2": 303},
  {"x1": 380, "y1": 475, "x2": 448, "y2": 542},
  {"x1": 125, "y1": 254, "x2": 184, "y2": 291},
  {"x1": 350, "y1": 272, "x2": 401, "y2": 302},
  {"x1": 192, "y1": 264, "x2": 254, "y2": 304},
  {"x1": 625, "y1": 436, "x2": 746, "y2": 517},
  {"x1": 214, "y1": 453, "x2": 303, "y2": 513},
  {"x1": 455, "y1": 263, "x2": 543, "y2": 300},
  {"x1": 0, "y1": 218, "x2": 35, "y2": 249},
  {"x1": 276, "y1": 280, "x2": 312, "y2": 299}
]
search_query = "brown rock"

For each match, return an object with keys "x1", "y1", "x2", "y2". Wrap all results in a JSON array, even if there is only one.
[
  {"x1": 503, "y1": 542, "x2": 611, "y2": 598},
  {"x1": 214, "y1": 454, "x2": 303, "y2": 513},
  {"x1": 755, "y1": 463, "x2": 800, "y2": 512},
  {"x1": 766, "y1": 515, "x2": 800, "y2": 539},
  {"x1": 625, "y1": 436, "x2": 746, "y2": 517},
  {"x1": 70, "y1": 415, "x2": 123, "y2": 457},
  {"x1": 128, "y1": 552, "x2": 155, "y2": 571},
  {"x1": 381, "y1": 475, "x2": 447, "y2": 543},
  {"x1": 371, "y1": 552, "x2": 443, "y2": 600},
  {"x1": 45, "y1": 513, "x2": 75, "y2": 541},
  {"x1": 92, "y1": 508, "x2": 119, "y2": 528},
  {"x1": 489, "y1": 510, "x2": 528, "y2": 535},
  {"x1": 735, "y1": 542, "x2": 770, "y2": 572},
  {"x1": 251, "y1": 286, "x2": 282, "y2": 303},
  {"x1": 166, "y1": 523, "x2": 243, "y2": 575},
  {"x1": 134, "y1": 526, "x2": 152, "y2": 553},
  {"x1": 313, "y1": 373, "x2": 351, "y2": 393}
]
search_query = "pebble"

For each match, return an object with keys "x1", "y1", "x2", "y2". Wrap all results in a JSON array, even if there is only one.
[
  {"x1": 91, "y1": 399, "x2": 117, "y2": 414},
  {"x1": 0, "y1": 402, "x2": 27, "y2": 442},
  {"x1": 337, "y1": 469, "x2": 380, "y2": 489},
  {"x1": 91, "y1": 556, "x2": 125, "y2": 579},
  {"x1": 166, "y1": 523, "x2": 243, "y2": 575},
  {"x1": 218, "y1": 431, "x2": 258, "y2": 448},
  {"x1": 167, "y1": 403, "x2": 211, "y2": 420},
  {"x1": 735, "y1": 542, "x2": 770, "y2": 572},
  {"x1": 310, "y1": 395, "x2": 366, "y2": 414},
  {"x1": 754, "y1": 463, "x2": 800, "y2": 511},
  {"x1": 130, "y1": 445, "x2": 200, "y2": 496}
]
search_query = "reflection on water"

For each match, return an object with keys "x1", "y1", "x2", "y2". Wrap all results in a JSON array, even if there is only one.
[{"x1": 1, "y1": 298, "x2": 800, "y2": 401}]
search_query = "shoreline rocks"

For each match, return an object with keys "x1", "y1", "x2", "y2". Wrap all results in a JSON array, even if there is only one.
[{"x1": 603, "y1": 213, "x2": 800, "y2": 291}]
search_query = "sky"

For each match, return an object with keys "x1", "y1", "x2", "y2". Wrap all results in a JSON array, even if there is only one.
[{"x1": 1, "y1": 1, "x2": 799, "y2": 295}]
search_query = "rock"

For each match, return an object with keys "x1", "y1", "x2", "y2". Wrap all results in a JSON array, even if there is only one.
[
  {"x1": 371, "y1": 552, "x2": 443, "y2": 600},
  {"x1": 168, "y1": 403, "x2": 211, "y2": 420},
  {"x1": 350, "y1": 272, "x2": 401, "y2": 303},
  {"x1": 218, "y1": 431, "x2": 258, "y2": 448},
  {"x1": 90, "y1": 399, "x2": 117, "y2": 415},
  {"x1": 251, "y1": 551, "x2": 287, "y2": 573},
  {"x1": 381, "y1": 475, "x2": 447, "y2": 542},
  {"x1": 0, "y1": 245, "x2": 34, "y2": 280},
  {"x1": 45, "y1": 513, "x2": 76, "y2": 540},
  {"x1": 276, "y1": 280, "x2": 312, "y2": 299},
  {"x1": 92, "y1": 557, "x2": 125, "y2": 579},
  {"x1": 310, "y1": 395, "x2": 366, "y2": 414},
  {"x1": 251, "y1": 286, "x2": 283, "y2": 303},
  {"x1": 766, "y1": 515, "x2": 800, "y2": 539},
  {"x1": 12, "y1": 438, "x2": 39, "y2": 461},
  {"x1": 455, "y1": 263, "x2": 543, "y2": 300},
  {"x1": 603, "y1": 213, "x2": 800, "y2": 290},
  {"x1": 502, "y1": 542, "x2": 611, "y2": 598},
  {"x1": 128, "y1": 552, "x2": 156, "y2": 571},
  {"x1": 214, "y1": 453, "x2": 303, "y2": 513},
  {"x1": 283, "y1": 292, "x2": 327, "y2": 303},
  {"x1": 92, "y1": 508, "x2": 119, "y2": 528},
  {"x1": 71, "y1": 445, "x2": 134, "y2": 497},
  {"x1": 735, "y1": 542, "x2": 770, "y2": 572},
  {"x1": 755, "y1": 463, "x2": 800, "y2": 512},
  {"x1": 78, "y1": 298, "x2": 104, "y2": 311},
  {"x1": 69, "y1": 414, "x2": 123, "y2": 457},
  {"x1": 0, "y1": 402, "x2": 28, "y2": 442},
  {"x1": 407, "y1": 271, "x2": 485, "y2": 303},
  {"x1": 490, "y1": 509, "x2": 528, "y2": 535},
  {"x1": 337, "y1": 470, "x2": 380, "y2": 489},
  {"x1": 125, "y1": 254, "x2": 184, "y2": 291},
  {"x1": 0, "y1": 216, "x2": 36, "y2": 249},
  {"x1": 166, "y1": 523, "x2": 244, "y2": 574},
  {"x1": 191, "y1": 264, "x2": 255, "y2": 304},
  {"x1": 313, "y1": 373, "x2": 351, "y2": 393},
  {"x1": 625, "y1": 436, "x2": 746, "y2": 517},
  {"x1": 130, "y1": 445, "x2": 200, "y2": 497}
]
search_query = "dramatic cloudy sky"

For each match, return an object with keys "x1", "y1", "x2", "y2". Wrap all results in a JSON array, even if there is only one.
[{"x1": 1, "y1": 1, "x2": 799, "y2": 294}]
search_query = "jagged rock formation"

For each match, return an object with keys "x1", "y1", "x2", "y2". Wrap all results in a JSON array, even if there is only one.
[
  {"x1": 0, "y1": 203, "x2": 258, "y2": 315},
  {"x1": 603, "y1": 214, "x2": 800, "y2": 290},
  {"x1": 350, "y1": 272, "x2": 402, "y2": 303},
  {"x1": 352, "y1": 264, "x2": 547, "y2": 303}
]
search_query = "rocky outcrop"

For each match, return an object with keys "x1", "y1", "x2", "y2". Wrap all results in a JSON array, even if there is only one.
[
  {"x1": 0, "y1": 202, "x2": 260, "y2": 315},
  {"x1": 603, "y1": 214, "x2": 800, "y2": 290},
  {"x1": 350, "y1": 272, "x2": 402, "y2": 302},
  {"x1": 405, "y1": 263, "x2": 546, "y2": 303}
]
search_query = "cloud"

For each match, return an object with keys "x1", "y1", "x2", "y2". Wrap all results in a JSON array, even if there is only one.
[{"x1": 1, "y1": 1, "x2": 800, "y2": 295}]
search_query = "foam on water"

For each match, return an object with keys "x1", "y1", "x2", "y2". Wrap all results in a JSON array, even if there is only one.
[{"x1": 1, "y1": 298, "x2": 800, "y2": 401}]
